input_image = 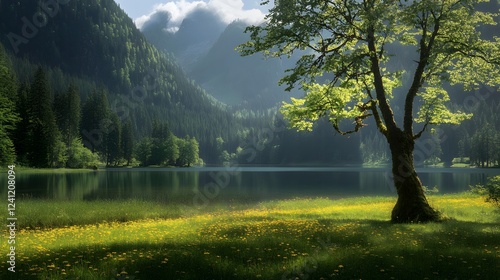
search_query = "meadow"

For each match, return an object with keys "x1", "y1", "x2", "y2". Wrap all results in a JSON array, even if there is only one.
[{"x1": 1, "y1": 193, "x2": 499, "y2": 279}]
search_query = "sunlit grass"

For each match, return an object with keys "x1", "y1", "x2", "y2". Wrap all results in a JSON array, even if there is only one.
[
  {"x1": 1, "y1": 194, "x2": 498, "y2": 279},
  {"x1": 14, "y1": 199, "x2": 186, "y2": 229}
]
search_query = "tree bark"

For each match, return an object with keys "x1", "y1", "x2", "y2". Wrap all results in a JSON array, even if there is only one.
[{"x1": 388, "y1": 131, "x2": 441, "y2": 223}]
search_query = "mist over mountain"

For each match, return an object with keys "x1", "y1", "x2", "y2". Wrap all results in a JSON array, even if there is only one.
[
  {"x1": 142, "y1": 8, "x2": 226, "y2": 71},
  {"x1": 189, "y1": 21, "x2": 302, "y2": 108},
  {"x1": 141, "y1": 6, "x2": 300, "y2": 108}
]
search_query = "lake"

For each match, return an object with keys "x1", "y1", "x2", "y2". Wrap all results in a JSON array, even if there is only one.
[{"x1": 3, "y1": 167, "x2": 500, "y2": 205}]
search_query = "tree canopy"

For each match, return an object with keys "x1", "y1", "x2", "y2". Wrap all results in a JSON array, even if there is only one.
[
  {"x1": 240, "y1": 0, "x2": 500, "y2": 222},
  {"x1": 0, "y1": 44, "x2": 19, "y2": 165},
  {"x1": 240, "y1": 0, "x2": 499, "y2": 137}
]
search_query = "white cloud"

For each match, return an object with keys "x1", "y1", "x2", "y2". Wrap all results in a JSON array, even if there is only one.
[{"x1": 135, "y1": 0, "x2": 266, "y2": 31}]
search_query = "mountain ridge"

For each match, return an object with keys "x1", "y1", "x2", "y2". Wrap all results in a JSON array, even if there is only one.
[
  {"x1": 142, "y1": 14, "x2": 301, "y2": 109},
  {"x1": 0, "y1": 0, "x2": 240, "y2": 162}
]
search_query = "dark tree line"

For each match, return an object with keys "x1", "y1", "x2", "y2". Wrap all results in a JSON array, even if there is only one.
[
  {"x1": 458, "y1": 99, "x2": 500, "y2": 167},
  {"x1": 0, "y1": 0, "x2": 392, "y2": 167},
  {"x1": 0, "y1": 58, "x2": 200, "y2": 168},
  {"x1": 2, "y1": 41, "x2": 499, "y2": 169},
  {"x1": 2, "y1": 1, "x2": 499, "y2": 170},
  {"x1": 0, "y1": 0, "x2": 240, "y2": 163},
  {"x1": 11, "y1": 66, "x2": 103, "y2": 168},
  {"x1": 0, "y1": 43, "x2": 19, "y2": 166}
]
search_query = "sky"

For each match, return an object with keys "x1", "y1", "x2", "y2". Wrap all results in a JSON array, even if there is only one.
[{"x1": 114, "y1": 0, "x2": 269, "y2": 30}]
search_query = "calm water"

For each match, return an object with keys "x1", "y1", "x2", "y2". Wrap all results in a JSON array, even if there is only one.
[{"x1": 2, "y1": 167, "x2": 500, "y2": 203}]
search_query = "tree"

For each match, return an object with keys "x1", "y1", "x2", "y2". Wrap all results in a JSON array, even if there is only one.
[
  {"x1": 149, "y1": 120, "x2": 170, "y2": 165},
  {"x1": 176, "y1": 136, "x2": 200, "y2": 167},
  {"x1": 106, "y1": 112, "x2": 122, "y2": 166},
  {"x1": 13, "y1": 83, "x2": 30, "y2": 165},
  {"x1": 80, "y1": 89, "x2": 110, "y2": 154},
  {"x1": 121, "y1": 120, "x2": 134, "y2": 166},
  {"x1": 240, "y1": 0, "x2": 500, "y2": 222},
  {"x1": 54, "y1": 84, "x2": 81, "y2": 147},
  {"x1": 164, "y1": 132, "x2": 180, "y2": 166},
  {"x1": 0, "y1": 43, "x2": 19, "y2": 166},
  {"x1": 360, "y1": 132, "x2": 389, "y2": 165},
  {"x1": 27, "y1": 67, "x2": 61, "y2": 167},
  {"x1": 469, "y1": 123, "x2": 497, "y2": 167},
  {"x1": 50, "y1": 137, "x2": 68, "y2": 168},
  {"x1": 176, "y1": 137, "x2": 188, "y2": 167},
  {"x1": 496, "y1": 132, "x2": 500, "y2": 167},
  {"x1": 187, "y1": 137, "x2": 200, "y2": 166},
  {"x1": 66, "y1": 138, "x2": 100, "y2": 168},
  {"x1": 135, "y1": 137, "x2": 153, "y2": 166}
]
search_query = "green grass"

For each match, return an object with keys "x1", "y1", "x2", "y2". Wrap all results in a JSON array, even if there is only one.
[
  {"x1": 1, "y1": 194, "x2": 499, "y2": 279},
  {"x1": 13, "y1": 200, "x2": 186, "y2": 229}
]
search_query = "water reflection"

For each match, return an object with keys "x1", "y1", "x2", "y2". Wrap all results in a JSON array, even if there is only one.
[
  {"x1": 12, "y1": 172, "x2": 100, "y2": 200},
  {"x1": 2, "y1": 167, "x2": 499, "y2": 202}
]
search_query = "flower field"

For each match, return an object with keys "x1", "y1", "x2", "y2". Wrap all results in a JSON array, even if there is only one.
[{"x1": 1, "y1": 194, "x2": 499, "y2": 279}]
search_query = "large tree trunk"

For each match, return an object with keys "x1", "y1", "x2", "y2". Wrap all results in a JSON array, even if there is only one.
[{"x1": 388, "y1": 131, "x2": 441, "y2": 223}]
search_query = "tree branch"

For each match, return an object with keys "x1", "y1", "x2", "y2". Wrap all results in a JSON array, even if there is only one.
[
  {"x1": 367, "y1": 25, "x2": 398, "y2": 133},
  {"x1": 403, "y1": 10, "x2": 441, "y2": 135},
  {"x1": 413, "y1": 121, "x2": 430, "y2": 140},
  {"x1": 363, "y1": 80, "x2": 387, "y2": 136}
]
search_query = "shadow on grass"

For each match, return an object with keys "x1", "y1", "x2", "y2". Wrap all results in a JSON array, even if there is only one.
[{"x1": 2, "y1": 219, "x2": 498, "y2": 280}]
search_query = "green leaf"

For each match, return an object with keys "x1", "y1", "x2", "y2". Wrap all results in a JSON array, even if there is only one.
[{"x1": 416, "y1": 87, "x2": 472, "y2": 124}]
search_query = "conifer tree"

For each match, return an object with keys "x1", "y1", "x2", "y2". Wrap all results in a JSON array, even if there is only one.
[
  {"x1": 0, "y1": 44, "x2": 19, "y2": 165},
  {"x1": 81, "y1": 89, "x2": 110, "y2": 155},
  {"x1": 121, "y1": 120, "x2": 134, "y2": 166},
  {"x1": 27, "y1": 67, "x2": 61, "y2": 167},
  {"x1": 12, "y1": 83, "x2": 30, "y2": 164},
  {"x1": 55, "y1": 84, "x2": 81, "y2": 147},
  {"x1": 106, "y1": 112, "x2": 121, "y2": 166}
]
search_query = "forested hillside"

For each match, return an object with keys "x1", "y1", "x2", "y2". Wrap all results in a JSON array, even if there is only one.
[
  {"x1": 1, "y1": 0, "x2": 498, "y2": 168},
  {"x1": 189, "y1": 21, "x2": 298, "y2": 108},
  {"x1": 142, "y1": 12, "x2": 300, "y2": 108},
  {"x1": 139, "y1": 0, "x2": 500, "y2": 167},
  {"x1": 0, "y1": 0, "x2": 240, "y2": 164},
  {"x1": 0, "y1": 0, "x2": 367, "y2": 167}
]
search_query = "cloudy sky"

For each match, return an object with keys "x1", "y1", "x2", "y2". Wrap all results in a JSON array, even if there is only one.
[{"x1": 115, "y1": 0, "x2": 269, "y2": 30}]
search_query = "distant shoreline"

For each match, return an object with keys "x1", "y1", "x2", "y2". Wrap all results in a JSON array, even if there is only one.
[{"x1": 3, "y1": 164, "x2": 499, "y2": 174}]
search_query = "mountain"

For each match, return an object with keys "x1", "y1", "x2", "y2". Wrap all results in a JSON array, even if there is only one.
[
  {"x1": 0, "y1": 0, "x2": 239, "y2": 162},
  {"x1": 142, "y1": 8, "x2": 227, "y2": 72},
  {"x1": 173, "y1": 9, "x2": 227, "y2": 69},
  {"x1": 7, "y1": 0, "x2": 484, "y2": 167},
  {"x1": 137, "y1": 1, "x2": 500, "y2": 167},
  {"x1": 0, "y1": 0, "x2": 366, "y2": 166},
  {"x1": 189, "y1": 21, "x2": 300, "y2": 108},
  {"x1": 142, "y1": 15, "x2": 300, "y2": 108}
]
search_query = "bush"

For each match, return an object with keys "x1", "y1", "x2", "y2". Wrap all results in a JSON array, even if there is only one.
[
  {"x1": 424, "y1": 156, "x2": 441, "y2": 166},
  {"x1": 452, "y1": 157, "x2": 470, "y2": 164},
  {"x1": 484, "y1": 176, "x2": 500, "y2": 206},
  {"x1": 470, "y1": 176, "x2": 500, "y2": 207},
  {"x1": 422, "y1": 185, "x2": 439, "y2": 195},
  {"x1": 469, "y1": 184, "x2": 487, "y2": 195},
  {"x1": 66, "y1": 138, "x2": 100, "y2": 168},
  {"x1": 51, "y1": 139, "x2": 68, "y2": 168}
]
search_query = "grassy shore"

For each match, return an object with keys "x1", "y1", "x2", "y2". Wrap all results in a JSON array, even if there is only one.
[{"x1": 1, "y1": 194, "x2": 499, "y2": 279}]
